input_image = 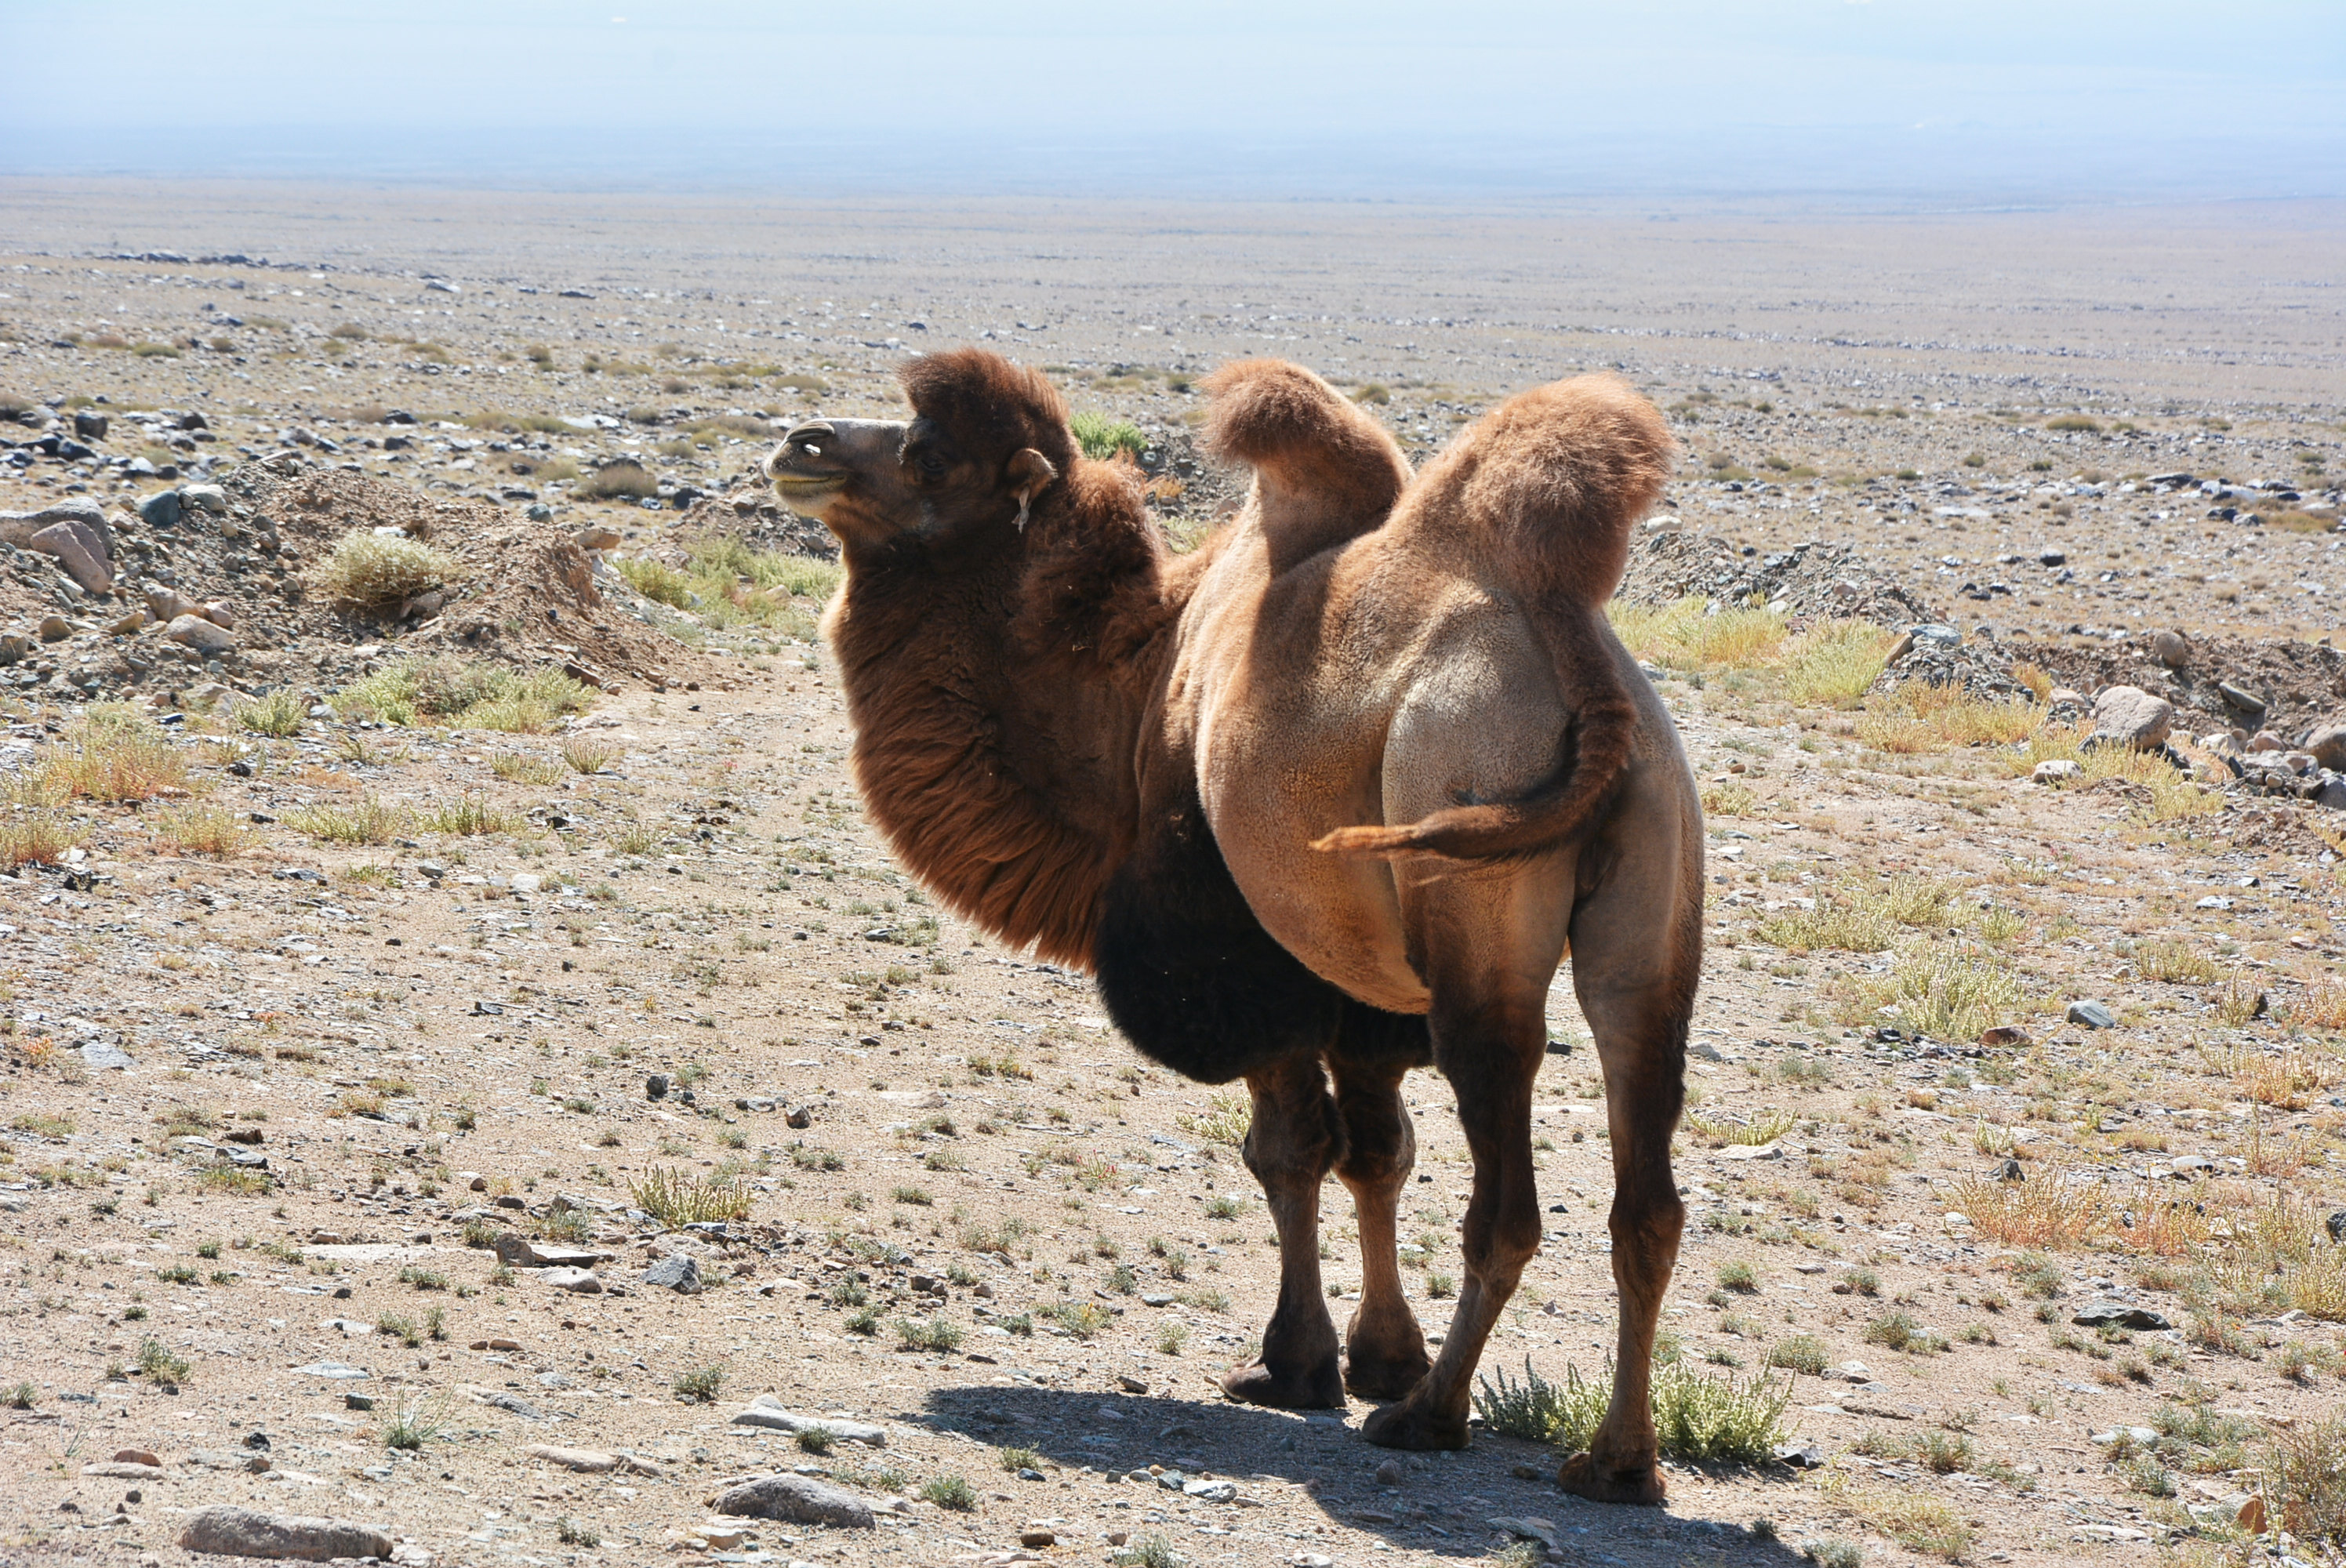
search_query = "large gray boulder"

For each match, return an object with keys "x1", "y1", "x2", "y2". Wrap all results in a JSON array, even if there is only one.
[
  {"x1": 2090, "y1": 685, "x2": 2173, "y2": 750},
  {"x1": 177, "y1": 1505, "x2": 393, "y2": 1561},
  {"x1": 2301, "y1": 720, "x2": 2346, "y2": 773},
  {"x1": 712, "y1": 1472, "x2": 876, "y2": 1528}
]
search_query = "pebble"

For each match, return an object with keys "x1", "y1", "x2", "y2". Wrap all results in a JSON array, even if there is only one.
[
  {"x1": 539, "y1": 1266, "x2": 602, "y2": 1293},
  {"x1": 2031, "y1": 759, "x2": 2079, "y2": 784},
  {"x1": 2066, "y1": 1000, "x2": 2118, "y2": 1029},
  {"x1": 525, "y1": 1444, "x2": 617, "y2": 1473},
  {"x1": 711, "y1": 1473, "x2": 876, "y2": 1529},
  {"x1": 177, "y1": 1506, "x2": 393, "y2": 1562},
  {"x1": 2151, "y1": 629, "x2": 2189, "y2": 668}
]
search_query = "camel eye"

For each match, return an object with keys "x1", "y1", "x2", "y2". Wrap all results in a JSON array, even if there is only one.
[{"x1": 914, "y1": 452, "x2": 946, "y2": 479}]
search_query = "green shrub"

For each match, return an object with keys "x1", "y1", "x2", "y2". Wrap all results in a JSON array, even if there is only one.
[{"x1": 1070, "y1": 411, "x2": 1146, "y2": 461}]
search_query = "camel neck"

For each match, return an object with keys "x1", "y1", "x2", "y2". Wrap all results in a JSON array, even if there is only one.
[{"x1": 825, "y1": 505, "x2": 1176, "y2": 970}]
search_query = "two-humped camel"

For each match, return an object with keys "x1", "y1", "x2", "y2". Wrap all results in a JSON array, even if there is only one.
[{"x1": 764, "y1": 350, "x2": 1699, "y2": 1503}]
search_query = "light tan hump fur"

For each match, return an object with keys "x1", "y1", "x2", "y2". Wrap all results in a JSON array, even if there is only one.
[
  {"x1": 1201, "y1": 359, "x2": 1411, "y2": 527},
  {"x1": 1314, "y1": 374, "x2": 1673, "y2": 862}
]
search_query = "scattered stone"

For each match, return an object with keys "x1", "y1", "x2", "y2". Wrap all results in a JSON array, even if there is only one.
[
  {"x1": 2151, "y1": 630, "x2": 2189, "y2": 668},
  {"x1": 2090, "y1": 685, "x2": 2173, "y2": 750},
  {"x1": 732, "y1": 1398, "x2": 886, "y2": 1446},
  {"x1": 539, "y1": 1266, "x2": 602, "y2": 1293},
  {"x1": 2302, "y1": 722, "x2": 2346, "y2": 773},
  {"x1": 167, "y1": 613, "x2": 235, "y2": 655},
  {"x1": 139, "y1": 490, "x2": 184, "y2": 531},
  {"x1": 1774, "y1": 1443, "x2": 1825, "y2": 1468},
  {"x1": 177, "y1": 1505, "x2": 393, "y2": 1562},
  {"x1": 575, "y1": 524, "x2": 623, "y2": 551},
  {"x1": 525, "y1": 1445, "x2": 616, "y2": 1473},
  {"x1": 710, "y1": 1472, "x2": 876, "y2": 1529},
  {"x1": 82, "y1": 1461, "x2": 163, "y2": 1479},
  {"x1": 2217, "y1": 681, "x2": 2268, "y2": 717},
  {"x1": 2066, "y1": 1000, "x2": 2118, "y2": 1029},
  {"x1": 38, "y1": 614, "x2": 71, "y2": 643},
  {"x1": 642, "y1": 1254, "x2": 703, "y2": 1294},
  {"x1": 27, "y1": 521, "x2": 113, "y2": 593},
  {"x1": 1183, "y1": 1478, "x2": 1238, "y2": 1504},
  {"x1": 1020, "y1": 1528, "x2": 1057, "y2": 1548},
  {"x1": 645, "y1": 1073, "x2": 670, "y2": 1101},
  {"x1": 1977, "y1": 1025, "x2": 2030, "y2": 1047},
  {"x1": 2073, "y1": 1301, "x2": 2171, "y2": 1330},
  {"x1": 1998, "y1": 1158, "x2": 2025, "y2": 1182},
  {"x1": 490, "y1": 1234, "x2": 612, "y2": 1269},
  {"x1": 2031, "y1": 759, "x2": 2080, "y2": 784}
]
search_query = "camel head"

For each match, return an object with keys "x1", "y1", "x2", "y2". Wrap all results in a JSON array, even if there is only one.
[{"x1": 765, "y1": 348, "x2": 1079, "y2": 552}]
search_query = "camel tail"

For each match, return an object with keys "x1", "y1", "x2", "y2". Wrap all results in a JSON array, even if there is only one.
[
  {"x1": 1200, "y1": 359, "x2": 1411, "y2": 517},
  {"x1": 1312, "y1": 374, "x2": 1672, "y2": 863}
]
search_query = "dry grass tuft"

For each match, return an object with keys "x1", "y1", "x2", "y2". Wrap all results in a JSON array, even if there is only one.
[
  {"x1": 1785, "y1": 619, "x2": 1898, "y2": 707},
  {"x1": 0, "y1": 810, "x2": 79, "y2": 868},
  {"x1": 152, "y1": 803, "x2": 251, "y2": 858},
  {"x1": 1954, "y1": 1171, "x2": 2108, "y2": 1249},
  {"x1": 318, "y1": 532, "x2": 461, "y2": 609},
  {"x1": 1858, "y1": 684, "x2": 2043, "y2": 753},
  {"x1": 630, "y1": 1166, "x2": 753, "y2": 1226}
]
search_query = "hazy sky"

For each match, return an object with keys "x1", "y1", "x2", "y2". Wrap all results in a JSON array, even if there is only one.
[{"x1": 4, "y1": 1, "x2": 2341, "y2": 199}]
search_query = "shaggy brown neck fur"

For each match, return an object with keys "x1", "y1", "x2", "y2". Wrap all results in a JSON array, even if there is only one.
[{"x1": 826, "y1": 463, "x2": 1176, "y2": 969}]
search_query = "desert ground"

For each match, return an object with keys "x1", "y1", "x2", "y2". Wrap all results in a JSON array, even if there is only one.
[{"x1": 1, "y1": 182, "x2": 2344, "y2": 1568}]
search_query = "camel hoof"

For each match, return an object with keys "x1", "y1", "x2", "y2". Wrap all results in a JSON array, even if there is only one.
[
  {"x1": 1218, "y1": 1357, "x2": 1344, "y2": 1410},
  {"x1": 1556, "y1": 1449, "x2": 1667, "y2": 1506},
  {"x1": 1342, "y1": 1347, "x2": 1431, "y2": 1402},
  {"x1": 1359, "y1": 1399, "x2": 1469, "y2": 1451}
]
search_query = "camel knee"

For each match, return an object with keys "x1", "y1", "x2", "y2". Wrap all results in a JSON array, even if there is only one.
[
  {"x1": 1607, "y1": 1196, "x2": 1685, "y2": 1269},
  {"x1": 1460, "y1": 1206, "x2": 1542, "y2": 1281}
]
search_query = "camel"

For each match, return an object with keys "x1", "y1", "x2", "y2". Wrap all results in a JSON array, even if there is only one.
[{"x1": 764, "y1": 350, "x2": 1700, "y2": 1504}]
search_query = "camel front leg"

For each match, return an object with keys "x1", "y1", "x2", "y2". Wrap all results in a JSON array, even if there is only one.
[
  {"x1": 1329, "y1": 1042, "x2": 1430, "y2": 1399},
  {"x1": 1360, "y1": 991, "x2": 1545, "y2": 1450},
  {"x1": 1218, "y1": 1054, "x2": 1346, "y2": 1410}
]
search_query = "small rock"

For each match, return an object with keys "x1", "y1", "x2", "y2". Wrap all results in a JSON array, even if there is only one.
[
  {"x1": 642, "y1": 1254, "x2": 703, "y2": 1294},
  {"x1": 139, "y1": 491, "x2": 184, "y2": 531},
  {"x1": 711, "y1": 1472, "x2": 876, "y2": 1529},
  {"x1": 2301, "y1": 723, "x2": 2346, "y2": 773},
  {"x1": 539, "y1": 1266, "x2": 602, "y2": 1293},
  {"x1": 2072, "y1": 1300, "x2": 2171, "y2": 1330},
  {"x1": 82, "y1": 1461, "x2": 163, "y2": 1479},
  {"x1": 166, "y1": 613, "x2": 234, "y2": 655},
  {"x1": 28, "y1": 521, "x2": 113, "y2": 593},
  {"x1": 2090, "y1": 685, "x2": 2173, "y2": 750},
  {"x1": 1774, "y1": 1443, "x2": 1825, "y2": 1468},
  {"x1": 1998, "y1": 1158, "x2": 2025, "y2": 1182},
  {"x1": 574, "y1": 524, "x2": 623, "y2": 551},
  {"x1": 38, "y1": 614, "x2": 71, "y2": 643},
  {"x1": 1374, "y1": 1458, "x2": 1403, "y2": 1486},
  {"x1": 114, "y1": 1448, "x2": 162, "y2": 1468},
  {"x1": 179, "y1": 484, "x2": 227, "y2": 515},
  {"x1": 2031, "y1": 759, "x2": 2080, "y2": 784},
  {"x1": 2067, "y1": 1000, "x2": 2118, "y2": 1029},
  {"x1": 784, "y1": 1104, "x2": 813, "y2": 1129},
  {"x1": 509, "y1": 873, "x2": 542, "y2": 895},
  {"x1": 2217, "y1": 681, "x2": 2268, "y2": 717},
  {"x1": 1977, "y1": 1025, "x2": 2030, "y2": 1047},
  {"x1": 177, "y1": 1505, "x2": 393, "y2": 1562},
  {"x1": 645, "y1": 1073, "x2": 670, "y2": 1101},
  {"x1": 1021, "y1": 1528, "x2": 1057, "y2": 1548},
  {"x1": 73, "y1": 410, "x2": 109, "y2": 440},
  {"x1": 2238, "y1": 1494, "x2": 2268, "y2": 1533},
  {"x1": 1183, "y1": 1479, "x2": 1238, "y2": 1503},
  {"x1": 2151, "y1": 629, "x2": 2189, "y2": 668}
]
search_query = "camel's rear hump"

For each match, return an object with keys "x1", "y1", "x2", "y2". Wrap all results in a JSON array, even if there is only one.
[{"x1": 1427, "y1": 374, "x2": 1675, "y2": 607}]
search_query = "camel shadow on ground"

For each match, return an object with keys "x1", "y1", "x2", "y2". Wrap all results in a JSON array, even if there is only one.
[{"x1": 917, "y1": 1382, "x2": 1820, "y2": 1564}]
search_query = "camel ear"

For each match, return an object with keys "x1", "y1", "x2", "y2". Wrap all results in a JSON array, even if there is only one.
[{"x1": 1005, "y1": 448, "x2": 1057, "y2": 495}]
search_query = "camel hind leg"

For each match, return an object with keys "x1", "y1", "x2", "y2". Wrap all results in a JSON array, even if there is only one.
[{"x1": 1554, "y1": 776, "x2": 1701, "y2": 1505}]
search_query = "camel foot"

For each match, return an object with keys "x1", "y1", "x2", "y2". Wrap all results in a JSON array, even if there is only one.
[
  {"x1": 1218, "y1": 1356, "x2": 1344, "y2": 1410},
  {"x1": 1359, "y1": 1397, "x2": 1469, "y2": 1451},
  {"x1": 1556, "y1": 1449, "x2": 1667, "y2": 1506},
  {"x1": 1342, "y1": 1344, "x2": 1432, "y2": 1402}
]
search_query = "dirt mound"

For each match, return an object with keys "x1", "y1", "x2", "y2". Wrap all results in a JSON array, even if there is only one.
[
  {"x1": 2001, "y1": 629, "x2": 2346, "y2": 739},
  {"x1": 675, "y1": 487, "x2": 838, "y2": 560},
  {"x1": 1616, "y1": 528, "x2": 1942, "y2": 628},
  {"x1": 240, "y1": 462, "x2": 708, "y2": 691}
]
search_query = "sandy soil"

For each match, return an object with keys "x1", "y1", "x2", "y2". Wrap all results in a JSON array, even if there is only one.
[{"x1": 1, "y1": 185, "x2": 2343, "y2": 1568}]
